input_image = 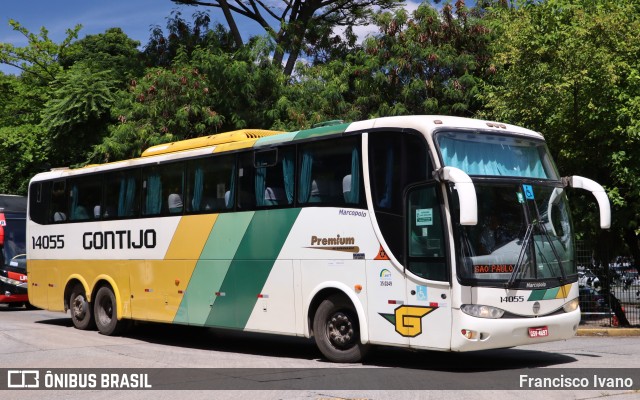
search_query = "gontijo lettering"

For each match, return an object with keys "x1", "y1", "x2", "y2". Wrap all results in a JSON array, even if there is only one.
[{"x1": 83, "y1": 229, "x2": 156, "y2": 250}]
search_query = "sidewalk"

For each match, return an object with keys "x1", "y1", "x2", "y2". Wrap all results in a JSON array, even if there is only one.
[{"x1": 576, "y1": 327, "x2": 640, "y2": 336}]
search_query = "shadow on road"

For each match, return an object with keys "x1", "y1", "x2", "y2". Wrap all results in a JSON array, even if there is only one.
[{"x1": 35, "y1": 316, "x2": 578, "y2": 371}]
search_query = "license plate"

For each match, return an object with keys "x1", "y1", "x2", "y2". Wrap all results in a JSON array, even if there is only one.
[{"x1": 528, "y1": 326, "x2": 549, "y2": 338}]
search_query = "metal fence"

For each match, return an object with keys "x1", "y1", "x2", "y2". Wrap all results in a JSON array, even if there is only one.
[{"x1": 576, "y1": 241, "x2": 640, "y2": 327}]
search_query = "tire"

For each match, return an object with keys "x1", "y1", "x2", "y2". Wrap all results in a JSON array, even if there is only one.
[
  {"x1": 69, "y1": 284, "x2": 95, "y2": 330},
  {"x1": 94, "y1": 286, "x2": 129, "y2": 336},
  {"x1": 313, "y1": 295, "x2": 369, "y2": 363}
]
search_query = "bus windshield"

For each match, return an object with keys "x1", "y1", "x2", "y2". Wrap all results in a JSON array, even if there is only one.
[
  {"x1": 437, "y1": 131, "x2": 559, "y2": 179},
  {"x1": 455, "y1": 183, "x2": 575, "y2": 286}
]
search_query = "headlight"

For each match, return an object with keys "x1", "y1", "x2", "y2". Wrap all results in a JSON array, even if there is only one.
[
  {"x1": 562, "y1": 298, "x2": 580, "y2": 313},
  {"x1": 461, "y1": 304, "x2": 505, "y2": 319}
]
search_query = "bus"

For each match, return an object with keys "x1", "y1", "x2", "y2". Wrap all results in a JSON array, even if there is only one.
[
  {"x1": 26, "y1": 116, "x2": 610, "y2": 362},
  {"x1": 1, "y1": 194, "x2": 28, "y2": 306}
]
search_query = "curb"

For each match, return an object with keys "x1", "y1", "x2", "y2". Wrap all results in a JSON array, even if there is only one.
[{"x1": 576, "y1": 328, "x2": 640, "y2": 337}]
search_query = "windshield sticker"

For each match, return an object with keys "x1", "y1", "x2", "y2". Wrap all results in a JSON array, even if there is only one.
[
  {"x1": 516, "y1": 192, "x2": 525, "y2": 204},
  {"x1": 416, "y1": 208, "x2": 433, "y2": 226},
  {"x1": 523, "y1": 184, "x2": 535, "y2": 200},
  {"x1": 416, "y1": 285, "x2": 428, "y2": 301}
]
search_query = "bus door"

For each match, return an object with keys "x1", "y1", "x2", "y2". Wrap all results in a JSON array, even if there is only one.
[{"x1": 404, "y1": 183, "x2": 452, "y2": 350}]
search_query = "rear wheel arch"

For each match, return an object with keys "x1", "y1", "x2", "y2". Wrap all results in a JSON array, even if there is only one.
[{"x1": 307, "y1": 283, "x2": 369, "y2": 343}]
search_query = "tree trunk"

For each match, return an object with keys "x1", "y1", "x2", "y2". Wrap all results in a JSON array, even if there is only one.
[{"x1": 219, "y1": 0, "x2": 243, "y2": 48}]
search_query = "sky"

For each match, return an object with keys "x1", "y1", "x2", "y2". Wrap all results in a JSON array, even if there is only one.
[{"x1": 0, "y1": 0, "x2": 423, "y2": 75}]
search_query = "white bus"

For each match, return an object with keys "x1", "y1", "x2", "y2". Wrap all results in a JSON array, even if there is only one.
[{"x1": 27, "y1": 116, "x2": 610, "y2": 362}]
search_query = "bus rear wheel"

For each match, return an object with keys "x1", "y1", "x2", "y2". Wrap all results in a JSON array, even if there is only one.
[
  {"x1": 94, "y1": 286, "x2": 128, "y2": 336},
  {"x1": 69, "y1": 284, "x2": 95, "y2": 330},
  {"x1": 313, "y1": 295, "x2": 368, "y2": 363}
]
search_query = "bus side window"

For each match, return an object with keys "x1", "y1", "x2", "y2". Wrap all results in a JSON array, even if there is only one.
[
  {"x1": 186, "y1": 154, "x2": 236, "y2": 213},
  {"x1": 143, "y1": 163, "x2": 184, "y2": 216},
  {"x1": 68, "y1": 177, "x2": 102, "y2": 222},
  {"x1": 50, "y1": 180, "x2": 67, "y2": 223},
  {"x1": 297, "y1": 137, "x2": 362, "y2": 207}
]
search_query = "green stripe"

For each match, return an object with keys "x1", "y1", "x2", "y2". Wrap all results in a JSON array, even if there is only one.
[
  {"x1": 206, "y1": 208, "x2": 301, "y2": 328},
  {"x1": 543, "y1": 287, "x2": 560, "y2": 300},
  {"x1": 174, "y1": 212, "x2": 254, "y2": 324},
  {"x1": 527, "y1": 290, "x2": 546, "y2": 301},
  {"x1": 293, "y1": 123, "x2": 349, "y2": 140},
  {"x1": 254, "y1": 132, "x2": 298, "y2": 147}
]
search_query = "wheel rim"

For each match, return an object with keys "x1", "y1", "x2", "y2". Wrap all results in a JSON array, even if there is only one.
[
  {"x1": 97, "y1": 294, "x2": 113, "y2": 326},
  {"x1": 326, "y1": 311, "x2": 356, "y2": 350},
  {"x1": 72, "y1": 295, "x2": 87, "y2": 320}
]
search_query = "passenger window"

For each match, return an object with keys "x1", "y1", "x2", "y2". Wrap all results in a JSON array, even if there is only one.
[
  {"x1": 104, "y1": 170, "x2": 141, "y2": 218},
  {"x1": 186, "y1": 155, "x2": 236, "y2": 213},
  {"x1": 142, "y1": 163, "x2": 184, "y2": 216},
  {"x1": 68, "y1": 177, "x2": 102, "y2": 222},
  {"x1": 297, "y1": 137, "x2": 363, "y2": 207},
  {"x1": 237, "y1": 147, "x2": 294, "y2": 209},
  {"x1": 50, "y1": 180, "x2": 68, "y2": 223}
]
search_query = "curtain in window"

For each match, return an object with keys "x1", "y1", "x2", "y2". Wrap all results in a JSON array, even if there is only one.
[
  {"x1": 439, "y1": 138, "x2": 548, "y2": 178},
  {"x1": 225, "y1": 164, "x2": 236, "y2": 209},
  {"x1": 255, "y1": 167, "x2": 266, "y2": 207},
  {"x1": 298, "y1": 151, "x2": 313, "y2": 203},
  {"x1": 345, "y1": 148, "x2": 361, "y2": 204},
  {"x1": 145, "y1": 173, "x2": 162, "y2": 215},
  {"x1": 282, "y1": 152, "x2": 294, "y2": 204},
  {"x1": 191, "y1": 165, "x2": 204, "y2": 212},
  {"x1": 118, "y1": 177, "x2": 137, "y2": 217},
  {"x1": 70, "y1": 185, "x2": 79, "y2": 219},
  {"x1": 379, "y1": 147, "x2": 394, "y2": 208}
]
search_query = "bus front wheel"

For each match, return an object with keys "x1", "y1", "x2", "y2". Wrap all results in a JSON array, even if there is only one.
[
  {"x1": 313, "y1": 295, "x2": 368, "y2": 363},
  {"x1": 69, "y1": 284, "x2": 95, "y2": 330},
  {"x1": 94, "y1": 286, "x2": 128, "y2": 336}
]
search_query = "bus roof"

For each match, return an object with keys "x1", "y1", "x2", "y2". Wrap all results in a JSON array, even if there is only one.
[{"x1": 29, "y1": 116, "x2": 543, "y2": 182}]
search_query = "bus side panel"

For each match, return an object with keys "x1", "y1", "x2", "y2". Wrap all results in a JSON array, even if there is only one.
[
  {"x1": 365, "y1": 259, "x2": 409, "y2": 347},
  {"x1": 244, "y1": 260, "x2": 296, "y2": 334},
  {"x1": 143, "y1": 260, "x2": 190, "y2": 323},
  {"x1": 26, "y1": 259, "x2": 49, "y2": 309}
]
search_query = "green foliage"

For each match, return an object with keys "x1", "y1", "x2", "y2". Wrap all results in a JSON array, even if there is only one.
[
  {"x1": 273, "y1": 1, "x2": 494, "y2": 128},
  {"x1": 0, "y1": 19, "x2": 80, "y2": 83},
  {"x1": 91, "y1": 61, "x2": 224, "y2": 162},
  {"x1": 60, "y1": 28, "x2": 144, "y2": 86},
  {"x1": 0, "y1": 124, "x2": 48, "y2": 194},
  {"x1": 144, "y1": 11, "x2": 239, "y2": 67},
  {"x1": 40, "y1": 63, "x2": 118, "y2": 166}
]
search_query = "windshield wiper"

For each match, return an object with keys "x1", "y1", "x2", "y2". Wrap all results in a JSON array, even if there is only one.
[{"x1": 506, "y1": 188, "x2": 567, "y2": 288}]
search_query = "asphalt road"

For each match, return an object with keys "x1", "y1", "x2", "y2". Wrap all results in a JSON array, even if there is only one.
[{"x1": 1, "y1": 306, "x2": 638, "y2": 399}]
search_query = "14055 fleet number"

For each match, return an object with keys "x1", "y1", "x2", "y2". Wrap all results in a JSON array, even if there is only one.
[{"x1": 32, "y1": 235, "x2": 65, "y2": 249}]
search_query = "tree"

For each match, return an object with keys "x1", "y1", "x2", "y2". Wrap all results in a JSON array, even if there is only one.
[
  {"x1": 60, "y1": 28, "x2": 145, "y2": 87},
  {"x1": 170, "y1": 0, "x2": 400, "y2": 76},
  {"x1": 91, "y1": 56, "x2": 224, "y2": 162},
  {"x1": 272, "y1": 1, "x2": 495, "y2": 128},
  {"x1": 40, "y1": 63, "x2": 119, "y2": 167},
  {"x1": 144, "y1": 11, "x2": 239, "y2": 67},
  {"x1": 0, "y1": 19, "x2": 81, "y2": 83}
]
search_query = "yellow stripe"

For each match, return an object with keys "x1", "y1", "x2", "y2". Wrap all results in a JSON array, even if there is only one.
[
  {"x1": 556, "y1": 283, "x2": 572, "y2": 299},
  {"x1": 213, "y1": 139, "x2": 259, "y2": 152},
  {"x1": 165, "y1": 214, "x2": 218, "y2": 260}
]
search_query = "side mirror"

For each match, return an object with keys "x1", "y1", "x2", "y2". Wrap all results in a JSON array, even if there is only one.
[
  {"x1": 563, "y1": 176, "x2": 611, "y2": 229},
  {"x1": 435, "y1": 167, "x2": 477, "y2": 225}
]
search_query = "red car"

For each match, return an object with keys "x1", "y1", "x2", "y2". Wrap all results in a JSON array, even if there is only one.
[{"x1": 0, "y1": 195, "x2": 28, "y2": 306}]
